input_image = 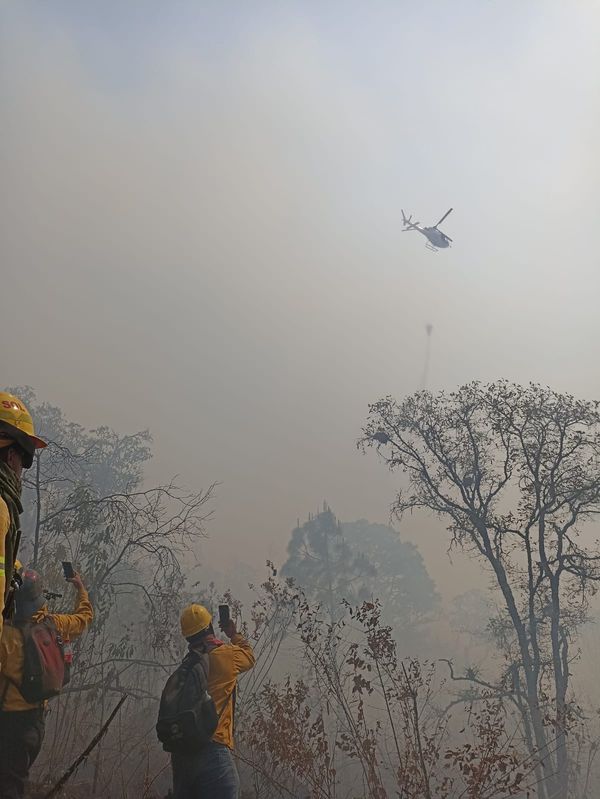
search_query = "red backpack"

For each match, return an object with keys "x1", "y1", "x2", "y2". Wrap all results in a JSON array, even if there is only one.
[{"x1": 16, "y1": 618, "x2": 69, "y2": 703}]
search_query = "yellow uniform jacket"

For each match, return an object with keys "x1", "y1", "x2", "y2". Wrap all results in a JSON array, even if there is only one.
[
  {"x1": 208, "y1": 633, "x2": 255, "y2": 749},
  {"x1": 0, "y1": 587, "x2": 93, "y2": 711}
]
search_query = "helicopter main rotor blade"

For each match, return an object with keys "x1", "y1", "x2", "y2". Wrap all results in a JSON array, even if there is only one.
[{"x1": 435, "y1": 208, "x2": 453, "y2": 227}]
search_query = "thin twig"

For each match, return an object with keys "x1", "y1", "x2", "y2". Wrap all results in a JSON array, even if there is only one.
[{"x1": 43, "y1": 694, "x2": 128, "y2": 799}]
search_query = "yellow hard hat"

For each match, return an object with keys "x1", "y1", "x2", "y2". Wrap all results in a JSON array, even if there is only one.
[
  {"x1": 180, "y1": 604, "x2": 212, "y2": 639},
  {"x1": 0, "y1": 392, "x2": 47, "y2": 466}
]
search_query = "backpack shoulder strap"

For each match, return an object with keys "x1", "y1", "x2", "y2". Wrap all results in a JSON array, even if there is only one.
[
  {"x1": 187, "y1": 648, "x2": 231, "y2": 717},
  {"x1": 38, "y1": 616, "x2": 58, "y2": 633},
  {"x1": 186, "y1": 648, "x2": 210, "y2": 679}
]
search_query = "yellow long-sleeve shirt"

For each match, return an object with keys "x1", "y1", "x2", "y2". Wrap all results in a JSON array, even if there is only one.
[
  {"x1": 0, "y1": 498, "x2": 9, "y2": 644},
  {"x1": 0, "y1": 587, "x2": 93, "y2": 711},
  {"x1": 208, "y1": 633, "x2": 255, "y2": 749}
]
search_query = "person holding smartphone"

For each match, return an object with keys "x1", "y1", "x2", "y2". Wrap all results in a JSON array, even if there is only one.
[
  {"x1": 170, "y1": 602, "x2": 255, "y2": 799},
  {"x1": 0, "y1": 565, "x2": 93, "y2": 799}
]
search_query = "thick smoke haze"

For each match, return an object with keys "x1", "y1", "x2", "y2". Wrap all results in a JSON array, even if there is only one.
[{"x1": 2, "y1": 1, "x2": 600, "y2": 596}]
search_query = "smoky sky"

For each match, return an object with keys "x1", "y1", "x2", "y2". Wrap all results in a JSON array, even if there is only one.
[{"x1": 2, "y1": 1, "x2": 600, "y2": 596}]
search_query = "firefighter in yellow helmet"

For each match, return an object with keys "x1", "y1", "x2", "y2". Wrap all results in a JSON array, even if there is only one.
[
  {"x1": 0, "y1": 392, "x2": 47, "y2": 643},
  {"x1": 163, "y1": 604, "x2": 255, "y2": 799},
  {"x1": 0, "y1": 567, "x2": 93, "y2": 799}
]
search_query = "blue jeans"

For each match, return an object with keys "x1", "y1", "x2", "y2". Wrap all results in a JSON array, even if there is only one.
[{"x1": 172, "y1": 741, "x2": 240, "y2": 799}]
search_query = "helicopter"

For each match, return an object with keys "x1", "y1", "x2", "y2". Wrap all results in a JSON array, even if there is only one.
[{"x1": 401, "y1": 207, "x2": 453, "y2": 251}]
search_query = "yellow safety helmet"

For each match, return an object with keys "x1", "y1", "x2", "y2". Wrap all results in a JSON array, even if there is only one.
[
  {"x1": 0, "y1": 392, "x2": 47, "y2": 467},
  {"x1": 180, "y1": 604, "x2": 212, "y2": 639}
]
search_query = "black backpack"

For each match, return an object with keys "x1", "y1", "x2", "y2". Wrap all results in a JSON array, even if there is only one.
[{"x1": 156, "y1": 650, "x2": 219, "y2": 754}]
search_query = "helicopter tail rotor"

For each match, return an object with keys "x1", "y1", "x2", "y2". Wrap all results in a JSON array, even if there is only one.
[{"x1": 402, "y1": 210, "x2": 419, "y2": 229}]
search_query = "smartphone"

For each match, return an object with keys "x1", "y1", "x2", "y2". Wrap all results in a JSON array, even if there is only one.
[
  {"x1": 62, "y1": 561, "x2": 75, "y2": 580},
  {"x1": 218, "y1": 604, "x2": 230, "y2": 625}
]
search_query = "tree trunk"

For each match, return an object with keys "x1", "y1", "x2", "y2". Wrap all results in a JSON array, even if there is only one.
[
  {"x1": 476, "y1": 520, "x2": 555, "y2": 798},
  {"x1": 549, "y1": 575, "x2": 569, "y2": 797}
]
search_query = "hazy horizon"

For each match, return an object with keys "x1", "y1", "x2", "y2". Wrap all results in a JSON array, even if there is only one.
[{"x1": 2, "y1": 1, "x2": 600, "y2": 598}]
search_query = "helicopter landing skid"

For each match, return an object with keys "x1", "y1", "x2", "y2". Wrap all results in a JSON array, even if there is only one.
[{"x1": 425, "y1": 243, "x2": 438, "y2": 252}]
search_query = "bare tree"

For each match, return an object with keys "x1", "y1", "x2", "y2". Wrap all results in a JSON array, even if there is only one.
[
  {"x1": 10, "y1": 388, "x2": 215, "y2": 796},
  {"x1": 362, "y1": 380, "x2": 600, "y2": 799}
]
